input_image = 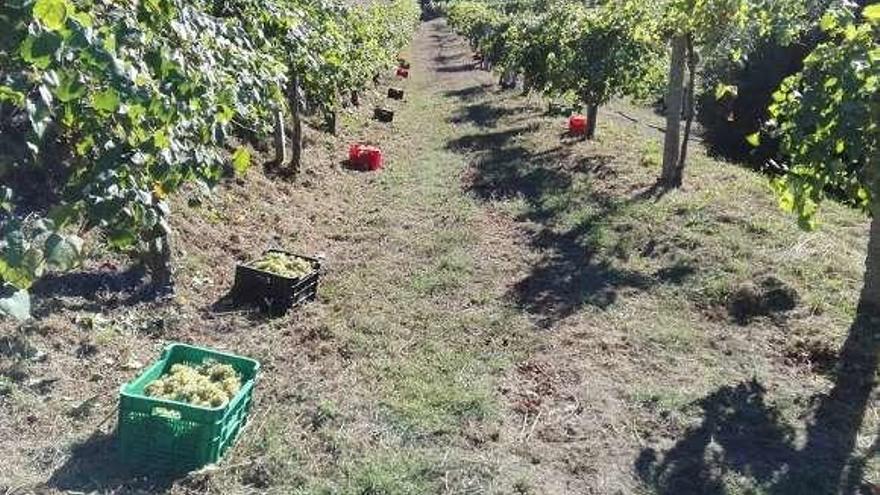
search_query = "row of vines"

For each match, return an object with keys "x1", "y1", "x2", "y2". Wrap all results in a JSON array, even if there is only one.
[
  {"x1": 441, "y1": 0, "x2": 880, "y2": 313},
  {"x1": 0, "y1": 0, "x2": 421, "y2": 319}
]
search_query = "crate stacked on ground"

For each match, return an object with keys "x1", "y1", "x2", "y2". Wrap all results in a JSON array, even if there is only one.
[
  {"x1": 118, "y1": 344, "x2": 260, "y2": 475},
  {"x1": 348, "y1": 144, "x2": 385, "y2": 171},
  {"x1": 232, "y1": 250, "x2": 321, "y2": 315}
]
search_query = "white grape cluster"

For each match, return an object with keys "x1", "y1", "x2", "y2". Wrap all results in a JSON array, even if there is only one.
[
  {"x1": 253, "y1": 252, "x2": 314, "y2": 279},
  {"x1": 145, "y1": 361, "x2": 241, "y2": 408}
]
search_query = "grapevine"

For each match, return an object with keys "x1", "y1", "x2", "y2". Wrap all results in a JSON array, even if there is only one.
[
  {"x1": 0, "y1": 0, "x2": 420, "y2": 320},
  {"x1": 445, "y1": 0, "x2": 666, "y2": 138}
]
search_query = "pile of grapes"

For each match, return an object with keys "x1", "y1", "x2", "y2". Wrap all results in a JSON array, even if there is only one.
[
  {"x1": 252, "y1": 252, "x2": 315, "y2": 279},
  {"x1": 145, "y1": 361, "x2": 242, "y2": 408}
]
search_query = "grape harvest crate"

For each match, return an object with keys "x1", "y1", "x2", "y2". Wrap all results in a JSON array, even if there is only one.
[
  {"x1": 374, "y1": 107, "x2": 395, "y2": 123},
  {"x1": 118, "y1": 344, "x2": 260, "y2": 476},
  {"x1": 231, "y1": 250, "x2": 321, "y2": 315},
  {"x1": 388, "y1": 87, "x2": 405, "y2": 100}
]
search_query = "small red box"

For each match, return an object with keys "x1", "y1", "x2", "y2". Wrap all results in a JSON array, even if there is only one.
[
  {"x1": 349, "y1": 144, "x2": 363, "y2": 163},
  {"x1": 361, "y1": 146, "x2": 383, "y2": 171},
  {"x1": 348, "y1": 144, "x2": 383, "y2": 171},
  {"x1": 396, "y1": 68, "x2": 409, "y2": 78},
  {"x1": 569, "y1": 115, "x2": 588, "y2": 135}
]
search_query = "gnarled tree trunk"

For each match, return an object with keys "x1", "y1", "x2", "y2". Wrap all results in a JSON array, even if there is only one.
[
  {"x1": 143, "y1": 222, "x2": 173, "y2": 293},
  {"x1": 586, "y1": 103, "x2": 599, "y2": 140}
]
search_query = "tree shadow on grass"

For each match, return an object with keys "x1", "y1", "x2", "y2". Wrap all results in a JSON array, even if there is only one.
[
  {"x1": 443, "y1": 84, "x2": 495, "y2": 102},
  {"x1": 512, "y1": 217, "x2": 655, "y2": 324},
  {"x1": 636, "y1": 380, "x2": 798, "y2": 495},
  {"x1": 436, "y1": 63, "x2": 475, "y2": 73},
  {"x1": 636, "y1": 311, "x2": 880, "y2": 495},
  {"x1": 45, "y1": 430, "x2": 179, "y2": 493},
  {"x1": 434, "y1": 52, "x2": 471, "y2": 65},
  {"x1": 772, "y1": 310, "x2": 879, "y2": 495},
  {"x1": 450, "y1": 121, "x2": 678, "y2": 325},
  {"x1": 447, "y1": 126, "x2": 539, "y2": 152},
  {"x1": 450, "y1": 103, "x2": 510, "y2": 128}
]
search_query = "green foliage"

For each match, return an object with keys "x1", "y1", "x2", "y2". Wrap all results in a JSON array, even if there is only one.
[
  {"x1": 557, "y1": 2, "x2": 667, "y2": 106},
  {"x1": 0, "y1": 192, "x2": 83, "y2": 320},
  {"x1": 0, "y1": 0, "x2": 419, "y2": 317},
  {"x1": 446, "y1": 0, "x2": 666, "y2": 120},
  {"x1": 663, "y1": 0, "x2": 808, "y2": 48},
  {"x1": 766, "y1": 6, "x2": 879, "y2": 229}
]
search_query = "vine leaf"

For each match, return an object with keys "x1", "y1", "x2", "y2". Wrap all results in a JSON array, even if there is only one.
[
  {"x1": 55, "y1": 72, "x2": 87, "y2": 103},
  {"x1": 232, "y1": 147, "x2": 252, "y2": 175},
  {"x1": 746, "y1": 133, "x2": 761, "y2": 147},
  {"x1": 92, "y1": 89, "x2": 120, "y2": 113},
  {"x1": 33, "y1": 0, "x2": 69, "y2": 31},
  {"x1": 0, "y1": 285, "x2": 31, "y2": 322},
  {"x1": 20, "y1": 33, "x2": 61, "y2": 70},
  {"x1": 44, "y1": 233, "x2": 83, "y2": 270},
  {"x1": 864, "y1": 5, "x2": 880, "y2": 23}
]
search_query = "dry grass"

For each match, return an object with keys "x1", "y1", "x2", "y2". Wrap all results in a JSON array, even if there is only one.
[{"x1": 0, "y1": 18, "x2": 877, "y2": 495}]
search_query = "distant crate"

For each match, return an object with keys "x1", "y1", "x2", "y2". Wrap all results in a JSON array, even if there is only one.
[
  {"x1": 388, "y1": 87, "x2": 405, "y2": 100},
  {"x1": 374, "y1": 107, "x2": 395, "y2": 123},
  {"x1": 118, "y1": 344, "x2": 260, "y2": 476}
]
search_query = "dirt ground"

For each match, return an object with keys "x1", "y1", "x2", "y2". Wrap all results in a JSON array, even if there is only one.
[{"x1": 1, "y1": 18, "x2": 877, "y2": 495}]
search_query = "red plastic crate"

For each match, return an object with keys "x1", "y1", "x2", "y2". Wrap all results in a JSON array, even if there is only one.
[
  {"x1": 348, "y1": 144, "x2": 383, "y2": 171},
  {"x1": 349, "y1": 144, "x2": 362, "y2": 164},
  {"x1": 569, "y1": 115, "x2": 588, "y2": 135},
  {"x1": 361, "y1": 146, "x2": 383, "y2": 170}
]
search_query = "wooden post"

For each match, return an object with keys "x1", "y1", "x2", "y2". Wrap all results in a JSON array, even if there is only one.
[
  {"x1": 676, "y1": 34, "x2": 697, "y2": 179},
  {"x1": 661, "y1": 34, "x2": 687, "y2": 188},
  {"x1": 288, "y1": 73, "x2": 303, "y2": 176},
  {"x1": 273, "y1": 109, "x2": 287, "y2": 164}
]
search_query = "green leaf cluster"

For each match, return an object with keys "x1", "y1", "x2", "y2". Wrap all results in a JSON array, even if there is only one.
[
  {"x1": 766, "y1": 5, "x2": 879, "y2": 229},
  {"x1": 0, "y1": 0, "x2": 420, "y2": 319},
  {"x1": 446, "y1": 0, "x2": 667, "y2": 110}
]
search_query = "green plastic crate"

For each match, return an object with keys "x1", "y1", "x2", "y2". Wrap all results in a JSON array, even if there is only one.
[{"x1": 118, "y1": 343, "x2": 260, "y2": 475}]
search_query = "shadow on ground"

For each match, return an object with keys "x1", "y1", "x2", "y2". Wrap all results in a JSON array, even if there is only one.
[
  {"x1": 446, "y1": 91, "x2": 687, "y2": 326},
  {"x1": 45, "y1": 430, "x2": 180, "y2": 493},
  {"x1": 637, "y1": 311, "x2": 880, "y2": 495},
  {"x1": 29, "y1": 266, "x2": 158, "y2": 315},
  {"x1": 444, "y1": 85, "x2": 495, "y2": 102},
  {"x1": 450, "y1": 103, "x2": 510, "y2": 128}
]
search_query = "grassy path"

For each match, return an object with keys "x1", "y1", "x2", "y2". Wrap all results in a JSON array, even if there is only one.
[{"x1": 202, "y1": 18, "x2": 541, "y2": 494}]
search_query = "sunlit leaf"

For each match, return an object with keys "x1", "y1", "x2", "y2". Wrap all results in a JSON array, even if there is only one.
[
  {"x1": 33, "y1": 0, "x2": 69, "y2": 31},
  {"x1": 232, "y1": 147, "x2": 252, "y2": 175},
  {"x1": 92, "y1": 89, "x2": 120, "y2": 113},
  {"x1": 0, "y1": 285, "x2": 31, "y2": 322}
]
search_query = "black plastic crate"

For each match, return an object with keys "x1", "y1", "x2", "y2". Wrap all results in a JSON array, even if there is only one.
[
  {"x1": 231, "y1": 250, "x2": 320, "y2": 315},
  {"x1": 388, "y1": 88, "x2": 405, "y2": 100},
  {"x1": 374, "y1": 107, "x2": 395, "y2": 123}
]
